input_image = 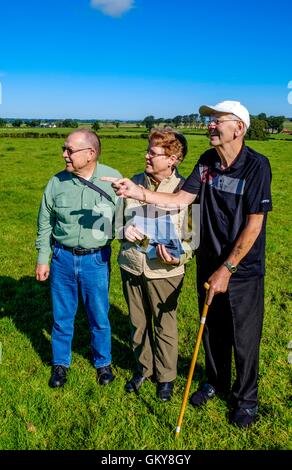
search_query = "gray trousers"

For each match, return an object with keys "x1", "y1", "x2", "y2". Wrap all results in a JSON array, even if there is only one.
[{"x1": 121, "y1": 269, "x2": 184, "y2": 382}]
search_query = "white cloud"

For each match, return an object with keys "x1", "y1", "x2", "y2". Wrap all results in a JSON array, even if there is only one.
[{"x1": 90, "y1": 0, "x2": 134, "y2": 17}]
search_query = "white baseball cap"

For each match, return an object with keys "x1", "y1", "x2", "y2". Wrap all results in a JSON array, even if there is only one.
[{"x1": 199, "y1": 100, "x2": 250, "y2": 129}]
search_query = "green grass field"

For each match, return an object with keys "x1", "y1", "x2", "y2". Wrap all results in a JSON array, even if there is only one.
[
  {"x1": 283, "y1": 120, "x2": 292, "y2": 130},
  {"x1": 0, "y1": 133, "x2": 291, "y2": 450}
]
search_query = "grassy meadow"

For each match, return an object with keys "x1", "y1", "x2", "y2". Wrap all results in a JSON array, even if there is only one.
[
  {"x1": 0, "y1": 131, "x2": 291, "y2": 451},
  {"x1": 283, "y1": 119, "x2": 292, "y2": 130}
]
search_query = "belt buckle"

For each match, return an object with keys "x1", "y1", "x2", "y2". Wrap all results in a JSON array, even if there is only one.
[{"x1": 73, "y1": 247, "x2": 85, "y2": 255}]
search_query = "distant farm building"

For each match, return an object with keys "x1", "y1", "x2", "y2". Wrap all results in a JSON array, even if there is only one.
[{"x1": 40, "y1": 122, "x2": 57, "y2": 128}]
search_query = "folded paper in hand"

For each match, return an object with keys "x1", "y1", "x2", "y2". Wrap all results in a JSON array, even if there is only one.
[{"x1": 133, "y1": 213, "x2": 185, "y2": 260}]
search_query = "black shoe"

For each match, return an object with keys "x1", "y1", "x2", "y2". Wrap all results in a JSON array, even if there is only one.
[
  {"x1": 96, "y1": 366, "x2": 115, "y2": 385},
  {"x1": 49, "y1": 365, "x2": 68, "y2": 388},
  {"x1": 189, "y1": 383, "x2": 216, "y2": 407},
  {"x1": 157, "y1": 382, "x2": 174, "y2": 402},
  {"x1": 125, "y1": 374, "x2": 147, "y2": 393},
  {"x1": 230, "y1": 406, "x2": 258, "y2": 428}
]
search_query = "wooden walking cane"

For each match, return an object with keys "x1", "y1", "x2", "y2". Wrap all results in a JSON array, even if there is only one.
[{"x1": 175, "y1": 282, "x2": 210, "y2": 438}]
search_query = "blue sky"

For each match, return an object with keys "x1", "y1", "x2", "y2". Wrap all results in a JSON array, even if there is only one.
[{"x1": 0, "y1": 0, "x2": 291, "y2": 119}]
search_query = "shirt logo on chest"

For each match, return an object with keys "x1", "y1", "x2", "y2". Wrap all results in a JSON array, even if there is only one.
[{"x1": 199, "y1": 165, "x2": 245, "y2": 195}]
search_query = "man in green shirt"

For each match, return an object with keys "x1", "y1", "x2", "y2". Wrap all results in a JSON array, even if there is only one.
[{"x1": 36, "y1": 129, "x2": 122, "y2": 388}]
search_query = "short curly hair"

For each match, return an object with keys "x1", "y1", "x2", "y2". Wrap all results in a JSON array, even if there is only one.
[{"x1": 148, "y1": 127, "x2": 187, "y2": 164}]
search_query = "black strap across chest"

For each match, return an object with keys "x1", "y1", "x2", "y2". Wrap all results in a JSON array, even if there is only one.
[{"x1": 77, "y1": 176, "x2": 115, "y2": 205}]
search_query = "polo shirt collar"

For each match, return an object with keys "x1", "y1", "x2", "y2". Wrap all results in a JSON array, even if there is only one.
[{"x1": 214, "y1": 144, "x2": 247, "y2": 173}]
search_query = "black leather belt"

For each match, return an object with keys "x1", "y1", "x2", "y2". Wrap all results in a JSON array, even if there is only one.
[{"x1": 56, "y1": 244, "x2": 106, "y2": 256}]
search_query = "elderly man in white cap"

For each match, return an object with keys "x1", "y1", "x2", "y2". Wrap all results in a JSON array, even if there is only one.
[{"x1": 102, "y1": 100, "x2": 272, "y2": 428}]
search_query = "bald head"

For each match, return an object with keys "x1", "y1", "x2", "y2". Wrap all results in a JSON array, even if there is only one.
[{"x1": 69, "y1": 129, "x2": 101, "y2": 160}]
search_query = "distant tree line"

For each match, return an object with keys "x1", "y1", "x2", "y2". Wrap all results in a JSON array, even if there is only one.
[
  {"x1": 92, "y1": 120, "x2": 120, "y2": 131},
  {"x1": 245, "y1": 114, "x2": 286, "y2": 140},
  {"x1": 142, "y1": 113, "x2": 288, "y2": 140},
  {"x1": 0, "y1": 118, "x2": 124, "y2": 130},
  {"x1": 0, "y1": 118, "x2": 79, "y2": 128},
  {"x1": 142, "y1": 114, "x2": 207, "y2": 131}
]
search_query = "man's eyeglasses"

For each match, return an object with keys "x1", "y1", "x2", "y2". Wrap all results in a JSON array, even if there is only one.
[
  {"x1": 208, "y1": 117, "x2": 241, "y2": 126},
  {"x1": 62, "y1": 146, "x2": 93, "y2": 156}
]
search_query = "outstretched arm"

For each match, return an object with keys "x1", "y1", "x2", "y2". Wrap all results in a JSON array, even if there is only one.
[{"x1": 100, "y1": 177, "x2": 196, "y2": 207}]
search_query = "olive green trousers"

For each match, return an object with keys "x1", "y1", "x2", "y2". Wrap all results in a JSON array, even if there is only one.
[{"x1": 121, "y1": 269, "x2": 184, "y2": 383}]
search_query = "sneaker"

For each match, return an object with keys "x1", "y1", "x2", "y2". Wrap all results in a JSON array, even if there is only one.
[
  {"x1": 189, "y1": 383, "x2": 216, "y2": 407},
  {"x1": 230, "y1": 406, "x2": 258, "y2": 428}
]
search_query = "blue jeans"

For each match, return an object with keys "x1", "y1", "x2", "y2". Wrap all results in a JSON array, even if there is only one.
[{"x1": 50, "y1": 244, "x2": 112, "y2": 369}]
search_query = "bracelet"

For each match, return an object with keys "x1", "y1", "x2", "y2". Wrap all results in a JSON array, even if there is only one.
[{"x1": 139, "y1": 185, "x2": 146, "y2": 202}]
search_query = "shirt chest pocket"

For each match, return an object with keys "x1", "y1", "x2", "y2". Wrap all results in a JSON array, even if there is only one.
[
  {"x1": 93, "y1": 194, "x2": 102, "y2": 208},
  {"x1": 89, "y1": 195, "x2": 103, "y2": 220},
  {"x1": 54, "y1": 196, "x2": 75, "y2": 223}
]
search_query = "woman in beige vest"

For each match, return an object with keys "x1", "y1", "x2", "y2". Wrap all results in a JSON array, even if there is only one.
[{"x1": 118, "y1": 128, "x2": 194, "y2": 401}]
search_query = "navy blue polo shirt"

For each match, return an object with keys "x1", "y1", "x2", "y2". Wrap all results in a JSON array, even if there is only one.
[{"x1": 182, "y1": 145, "x2": 272, "y2": 279}]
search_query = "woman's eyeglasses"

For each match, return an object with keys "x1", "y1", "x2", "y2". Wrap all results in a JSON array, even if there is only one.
[{"x1": 146, "y1": 150, "x2": 166, "y2": 159}]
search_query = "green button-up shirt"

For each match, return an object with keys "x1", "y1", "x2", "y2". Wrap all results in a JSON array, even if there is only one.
[{"x1": 36, "y1": 163, "x2": 122, "y2": 264}]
